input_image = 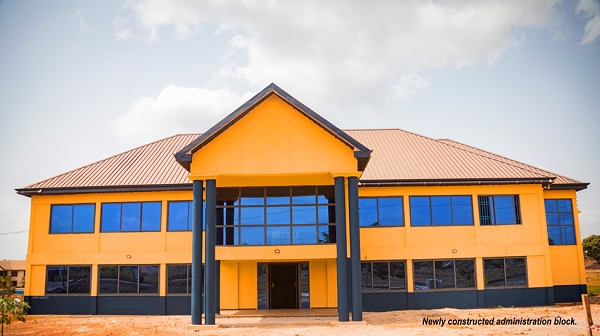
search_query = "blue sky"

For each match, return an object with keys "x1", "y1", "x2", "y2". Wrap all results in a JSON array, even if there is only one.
[{"x1": 1, "y1": 0, "x2": 599, "y2": 259}]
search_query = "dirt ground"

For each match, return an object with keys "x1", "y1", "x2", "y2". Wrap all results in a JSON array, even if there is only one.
[{"x1": 4, "y1": 302, "x2": 600, "y2": 336}]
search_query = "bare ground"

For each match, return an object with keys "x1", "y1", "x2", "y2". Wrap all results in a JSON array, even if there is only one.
[{"x1": 4, "y1": 303, "x2": 600, "y2": 336}]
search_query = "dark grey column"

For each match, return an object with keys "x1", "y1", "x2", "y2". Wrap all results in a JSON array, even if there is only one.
[
  {"x1": 191, "y1": 180, "x2": 204, "y2": 325},
  {"x1": 334, "y1": 177, "x2": 349, "y2": 322},
  {"x1": 204, "y1": 179, "x2": 217, "y2": 325},
  {"x1": 216, "y1": 261, "x2": 220, "y2": 314},
  {"x1": 348, "y1": 176, "x2": 362, "y2": 321}
]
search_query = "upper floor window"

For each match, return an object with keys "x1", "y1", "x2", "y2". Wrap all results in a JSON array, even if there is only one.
[
  {"x1": 361, "y1": 261, "x2": 406, "y2": 291},
  {"x1": 545, "y1": 199, "x2": 576, "y2": 245},
  {"x1": 98, "y1": 265, "x2": 159, "y2": 294},
  {"x1": 50, "y1": 204, "x2": 95, "y2": 233},
  {"x1": 101, "y1": 202, "x2": 161, "y2": 232},
  {"x1": 478, "y1": 195, "x2": 522, "y2": 225},
  {"x1": 46, "y1": 266, "x2": 91, "y2": 294},
  {"x1": 413, "y1": 259, "x2": 475, "y2": 290},
  {"x1": 359, "y1": 197, "x2": 403, "y2": 227},
  {"x1": 409, "y1": 196, "x2": 473, "y2": 226},
  {"x1": 484, "y1": 257, "x2": 527, "y2": 287}
]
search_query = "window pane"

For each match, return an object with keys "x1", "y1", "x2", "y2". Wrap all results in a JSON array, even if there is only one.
[
  {"x1": 187, "y1": 201, "x2": 194, "y2": 230},
  {"x1": 292, "y1": 226, "x2": 316, "y2": 244},
  {"x1": 46, "y1": 267, "x2": 67, "y2": 294},
  {"x1": 318, "y1": 225, "x2": 334, "y2": 243},
  {"x1": 389, "y1": 262, "x2": 406, "y2": 290},
  {"x1": 257, "y1": 263, "x2": 267, "y2": 309},
  {"x1": 318, "y1": 206, "x2": 335, "y2": 224},
  {"x1": 359, "y1": 198, "x2": 378, "y2": 226},
  {"x1": 167, "y1": 265, "x2": 187, "y2": 294},
  {"x1": 266, "y1": 206, "x2": 291, "y2": 225},
  {"x1": 505, "y1": 258, "x2": 526, "y2": 286},
  {"x1": 240, "y1": 207, "x2": 265, "y2": 225},
  {"x1": 51, "y1": 205, "x2": 72, "y2": 233},
  {"x1": 217, "y1": 188, "x2": 240, "y2": 206},
  {"x1": 434, "y1": 260, "x2": 455, "y2": 289},
  {"x1": 292, "y1": 187, "x2": 316, "y2": 204},
  {"x1": 361, "y1": 263, "x2": 372, "y2": 290},
  {"x1": 546, "y1": 213, "x2": 559, "y2": 225},
  {"x1": 266, "y1": 187, "x2": 290, "y2": 205},
  {"x1": 557, "y1": 200, "x2": 572, "y2": 213},
  {"x1": 317, "y1": 186, "x2": 334, "y2": 204},
  {"x1": 431, "y1": 197, "x2": 452, "y2": 226},
  {"x1": 140, "y1": 265, "x2": 159, "y2": 294},
  {"x1": 168, "y1": 202, "x2": 189, "y2": 231},
  {"x1": 188, "y1": 265, "x2": 193, "y2": 294},
  {"x1": 119, "y1": 266, "x2": 139, "y2": 294},
  {"x1": 101, "y1": 204, "x2": 121, "y2": 232},
  {"x1": 455, "y1": 260, "x2": 475, "y2": 288},
  {"x1": 73, "y1": 205, "x2": 94, "y2": 233},
  {"x1": 241, "y1": 188, "x2": 264, "y2": 205},
  {"x1": 267, "y1": 226, "x2": 291, "y2": 245},
  {"x1": 68, "y1": 266, "x2": 91, "y2": 294},
  {"x1": 122, "y1": 203, "x2": 141, "y2": 231},
  {"x1": 452, "y1": 196, "x2": 473, "y2": 225},
  {"x1": 99, "y1": 266, "x2": 118, "y2": 294},
  {"x1": 493, "y1": 196, "x2": 516, "y2": 224},
  {"x1": 410, "y1": 197, "x2": 431, "y2": 226},
  {"x1": 547, "y1": 225, "x2": 561, "y2": 245},
  {"x1": 484, "y1": 259, "x2": 505, "y2": 287},
  {"x1": 378, "y1": 198, "x2": 403, "y2": 226},
  {"x1": 142, "y1": 202, "x2": 161, "y2": 231},
  {"x1": 372, "y1": 262, "x2": 389, "y2": 290},
  {"x1": 240, "y1": 227, "x2": 264, "y2": 245},
  {"x1": 413, "y1": 261, "x2": 434, "y2": 290},
  {"x1": 544, "y1": 200, "x2": 558, "y2": 213},
  {"x1": 292, "y1": 206, "x2": 316, "y2": 224},
  {"x1": 561, "y1": 226, "x2": 576, "y2": 245},
  {"x1": 559, "y1": 213, "x2": 574, "y2": 225}
]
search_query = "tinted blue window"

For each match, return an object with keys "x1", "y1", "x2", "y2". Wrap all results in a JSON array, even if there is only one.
[
  {"x1": 318, "y1": 226, "x2": 332, "y2": 243},
  {"x1": 318, "y1": 206, "x2": 334, "y2": 224},
  {"x1": 359, "y1": 198, "x2": 378, "y2": 226},
  {"x1": 240, "y1": 227, "x2": 264, "y2": 245},
  {"x1": 546, "y1": 213, "x2": 559, "y2": 225},
  {"x1": 293, "y1": 226, "x2": 316, "y2": 244},
  {"x1": 292, "y1": 206, "x2": 316, "y2": 224},
  {"x1": 73, "y1": 204, "x2": 95, "y2": 233},
  {"x1": 560, "y1": 213, "x2": 574, "y2": 225},
  {"x1": 544, "y1": 200, "x2": 558, "y2": 213},
  {"x1": 266, "y1": 206, "x2": 290, "y2": 224},
  {"x1": 121, "y1": 203, "x2": 141, "y2": 231},
  {"x1": 493, "y1": 196, "x2": 516, "y2": 224},
  {"x1": 378, "y1": 197, "x2": 403, "y2": 226},
  {"x1": 545, "y1": 199, "x2": 576, "y2": 245},
  {"x1": 557, "y1": 200, "x2": 572, "y2": 212},
  {"x1": 431, "y1": 196, "x2": 452, "y2": 225},
  {"x1": 292, "y1": 187, "x2": 315, "y2": 204},
  {"x1": 561, "y1": 226, "x2": 576, "y2": 244},
  {"x1": 50, "y1": 205, "x2": 72, "y2": 233},
  {"x1": 168, "y1": 202, "x2": 189, "y2": 231},
  {"x1": 142, "y1": 202, "x2": 161, "y2": 231},
  {"x1": 101, "y1": 203, "x2": 121, "y2": 232},
  {"x1": 241, "y1": 207, "x2": 264, "y2": 225},
  {"x1": 451, "y1": 196, "x2": 473, "y2": 225},
  {"x1": 410, "y1": 197, "x2": 431, "y2": 226},
  {"x1": 267, "y1": 226, "x2": 291, "y2": 245}
]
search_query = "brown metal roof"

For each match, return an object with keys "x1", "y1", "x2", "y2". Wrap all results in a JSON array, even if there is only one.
[{"x1": 17, "y1": 129, "x2": 587, "y2": 195}]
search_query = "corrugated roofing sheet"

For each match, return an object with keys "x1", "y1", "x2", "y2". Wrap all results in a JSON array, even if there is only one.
[{"x1": 18, "y1": 129, "x2": 585, "y2": 192}]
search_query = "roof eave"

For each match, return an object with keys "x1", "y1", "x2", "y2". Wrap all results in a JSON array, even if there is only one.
[
  {"x1": 358, "y1": 178, "x2": 555, "y2": 187},
  {"x1": 15, "y1": 184, "x2": 193, "y2": 197},
  {"x1": 547, "y1": 183, "x2": 589, "y2": 191}
]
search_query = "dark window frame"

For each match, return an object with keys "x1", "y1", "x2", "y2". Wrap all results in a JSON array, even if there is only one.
[
  {"x1": 100, "y1": 202, "x2": 162, "y2": 233},
  {"x1": 45, "y1": 265, "x2": 92, "y2": 295},
  {"x1": 98, "y1": 264, "x2": 160, "y2": 295},
  {"x1": 544, "y1": 199, "x2": 576, "y2": 245},
  {"x1": 166, "y1": 263, "x2": 205, "y2": 295},
  {"x1": 215, "y1": 186, "x2": 336, "y2": 246},
  {"x1": 167, "y1": 201, "x2": 194, "y2": 231},
  {"x1": 358, "y1": 196, "x2": 405, "y2": 227},
  {"x1": 478, "y1": 195, "x2": 522, "y2": 225},
  {"x1": 483, "y1": 257, "x2": 528, "y2": 288},
  {"x1": 408, "y1": 195, "x2": 474, "y2": 227},
  {"x1": 49, "y1": 204, "x2": 96, "y2": 234},
  {"x1": 412, "y1": 259, "x2": 476, "y2": 291},
  {"x1": 360, "y1": 260, "x2": 407, "y2": 292}
]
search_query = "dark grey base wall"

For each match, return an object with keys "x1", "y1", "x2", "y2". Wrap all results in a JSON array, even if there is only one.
[
  {"x1": 553, "y1": 284, "x2": 587, "y2": 303},
  {"x1": 363, "y1": 287, "x2": 559, "y2": 312},
  {"x1": 25, "y1": 296, "x2": 192, "y2": 315}
]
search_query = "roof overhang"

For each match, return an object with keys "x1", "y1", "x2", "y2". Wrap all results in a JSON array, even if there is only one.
[
  {"x1": 358, "y1": 177, "x2": 556, "y2": 187},
  {"x1": 15, "y1": 184, "x2": 193, "y2": 197}
]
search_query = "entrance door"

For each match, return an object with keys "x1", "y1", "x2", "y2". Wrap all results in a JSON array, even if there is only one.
[{"x1": 269, "y1": 263, "x2": 298, "y2": 309}]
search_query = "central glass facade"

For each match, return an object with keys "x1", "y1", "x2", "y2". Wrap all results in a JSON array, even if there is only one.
[{"x1": 215, "y1": 186, "x2": 336, "y2": 245}]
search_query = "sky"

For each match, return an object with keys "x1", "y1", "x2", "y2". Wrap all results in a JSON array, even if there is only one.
[{"x1": 0, "y1": 0, "x2": 599, "y2": 260}]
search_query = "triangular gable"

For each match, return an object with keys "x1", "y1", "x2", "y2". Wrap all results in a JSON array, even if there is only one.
[{"x1": 175, "y1": 83, "x2": 371, "y2": 172}]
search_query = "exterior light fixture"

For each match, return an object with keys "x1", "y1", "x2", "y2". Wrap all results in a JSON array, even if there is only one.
[
  {"x1": 274, "y1": 249, "x2": 280, "y2": 253},
  {"x1": 452, "y1": 249, "x2": 457, "y2": 253},
  {"x1": 126, "y1": 255, "x2": 131, "y2": 258}
]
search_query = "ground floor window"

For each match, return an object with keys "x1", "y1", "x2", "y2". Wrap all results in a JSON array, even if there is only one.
[
  {"x1": 46, "y1": 266, "x2": 91, "y2": 294},
  {"x1": 484, "y1": 258, "x2": 527, "y2": 287},
  {"x1": 413, "y1": 259, "x2": 475, "y2": 290},
  {"x1": 361, "y1": 261, "x2": 406, "y2": 291},
  {"x1": 166, "y1": 264, "x2": 205, "y2": 295},
  {"x1": 98, "y1": 265, "x2": 159, "y2": 294}
]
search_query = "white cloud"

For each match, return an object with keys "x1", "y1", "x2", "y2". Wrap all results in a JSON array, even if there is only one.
[
  {"x1": 577, "y1": 0, "x2": 600, "y2": 44},
  {"x1": 72, "y1": 10, "x2": 88, "y2": 32},
  {"x1": 110, "y1": 85, "x2": 255, "y2": 144},
  {"x1": 392, "y1": 74, "x2": 431, "y2": 99},
  {"x1": 117, "y1": 0, "x2": 561, "y2": 104}
]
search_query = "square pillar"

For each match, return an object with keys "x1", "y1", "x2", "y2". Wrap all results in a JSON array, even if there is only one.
[
  {"x1": 191, "y1": 180, "x2": 204, "y2": 325},
  {"x1": 334, "y1": 176, "x2": 349, "y2": 321},
  {"x1": 348, "y1": 176, "x2": 362, "y2": 321},
  {"x1": 204, "y1": 179, "x2": 217, "y2": 325}
]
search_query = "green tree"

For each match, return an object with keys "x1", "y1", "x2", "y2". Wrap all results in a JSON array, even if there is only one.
[
  {"x1": 0, "y1": 275, "x2": 30, "y2": 336},
  {"x1": 583, "y1": 235, "x2": 600, "y2": 263}
]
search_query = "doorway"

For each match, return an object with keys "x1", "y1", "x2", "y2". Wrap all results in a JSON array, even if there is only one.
[{"x1": 258, "y1": 262, "x2": 309, "y2": 309}]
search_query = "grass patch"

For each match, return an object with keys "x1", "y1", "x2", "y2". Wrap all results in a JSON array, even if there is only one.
[{"x1": 588, "y1": 286, "x2": 600, "y2": 296}]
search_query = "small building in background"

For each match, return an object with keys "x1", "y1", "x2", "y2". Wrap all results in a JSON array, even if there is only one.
[{"x1": 0, "y1": 260, "x2": 26, "y2": 290}]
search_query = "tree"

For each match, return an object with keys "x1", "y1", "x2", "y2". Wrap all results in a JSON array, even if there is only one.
[
  {"x1": 0, "y1": 275, "x2": 30, "y2": 336},
  {"x1": 583, "y1": 235, "x2": 600, "y2": 263}
]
